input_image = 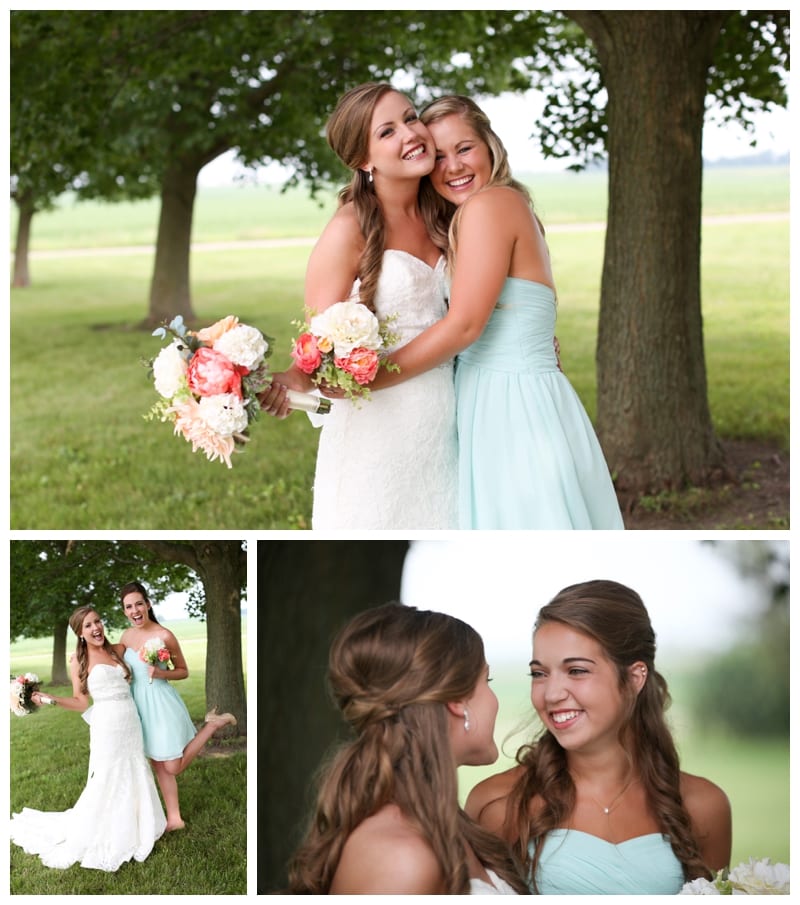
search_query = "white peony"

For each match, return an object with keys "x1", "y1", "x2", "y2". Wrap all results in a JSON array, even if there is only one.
[
  {"x1": 152, "y1": 341, "x2": 189, "y2": 398},
  {"x1": 213, "y1": 324, "x2": 268, "y2": 370},
  {"x1": 309, "y1": 301, "x2": 381, "y2": 358},
  {"x1": 197, "y1": 393, "x2": 249, "y2": 437},
  {"x1": 728, "y1": 858, "x2": 790, "y2": 894},
  {"x1": 679, "y1": 878, "x2": 722, "y2": 895}
]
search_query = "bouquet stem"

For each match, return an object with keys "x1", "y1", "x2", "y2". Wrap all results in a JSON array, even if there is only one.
[{"x1": 286, "y1": 389, "x2": 332, "y2": 415}]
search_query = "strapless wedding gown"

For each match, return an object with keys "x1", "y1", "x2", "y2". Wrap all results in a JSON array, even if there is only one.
[
  {"x1": 312, "y1": 250, "x2": 458, "y2": 529},
  {"x1": 470, "y1": 869, "x2": 520, "y2": 895},
  {"x1": 10, "y1": 664, "x2": 166, "y2": 871}
]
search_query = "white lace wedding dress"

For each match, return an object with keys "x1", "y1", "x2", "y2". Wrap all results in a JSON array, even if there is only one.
[
  {"x1": 10, "y1": 664, "x2": 166, "y2": 871},
  {"x1": 312, "y1": 250, "x2": 458, "y2": 529}
]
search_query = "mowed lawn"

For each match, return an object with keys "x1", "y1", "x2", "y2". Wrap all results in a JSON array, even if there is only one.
[{"x1": 9, "y1": 167, "x2": 788, "y2": 529}]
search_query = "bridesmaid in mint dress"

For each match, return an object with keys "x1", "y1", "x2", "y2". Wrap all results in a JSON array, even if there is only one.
[
  {"x1": 465, "y1": 580, "x2": 731, "y2": 893},
  {"x1": 119, "y1": 581, "x2": 236, "y2": 830},
  {"x1": 372, "y1": 95, "x2": 624, "y2": 529}
]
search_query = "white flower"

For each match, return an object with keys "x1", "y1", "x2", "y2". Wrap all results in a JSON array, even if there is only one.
[
  {"x1": 213, "y1": 324, "x2": 269, "y2": 370},
  {"x1": 309, "y1": 301, "x2": 381, "y2": 358},
  {"x1": 197, "y1": 393, "x2": 249, "y2": 437},
  {"x1": 152, "y1": 341, "x2": 189, "y2": 398},
  {"x1": 728, "y1": 858, "x2": 790, "y2": 894},
  {"x1": 679, "y1": 878, "x2": 721, "y2": 895}
]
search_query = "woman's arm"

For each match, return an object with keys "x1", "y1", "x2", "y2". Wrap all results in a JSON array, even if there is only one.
[
  {"x1": 261, "y1": 205, "x2": 363, "y2": 414},
  {"x1": 371, "y1": 189, "x2": 516, "y2": 388},
  {"x1": 31, "y1": 655, "x2": 90, "y2": 712},
  {"x1": 681, "y1": 772, "x2": 732, "y2": 873},
  {"x1": 153, "y1": 628, "x2": 190, "y2": 682}
]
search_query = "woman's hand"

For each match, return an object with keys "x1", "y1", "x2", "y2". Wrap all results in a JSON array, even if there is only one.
[{"x1": 259, "y1": 381, "x2": 292, "y2": 419}]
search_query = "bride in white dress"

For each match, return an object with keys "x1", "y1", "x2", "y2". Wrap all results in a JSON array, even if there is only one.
[
  {"x1": 261, "y1": 83, "x2": 458, "y2": 529},
  {"x1": 10, "y1": 606, "x2": 166, "y2": 871}
]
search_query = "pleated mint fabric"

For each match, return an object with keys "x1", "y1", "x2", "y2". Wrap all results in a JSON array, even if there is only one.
[
  {"x1": 455, "y1": 278, "x2": 624, "y2": 529},
  {"x1": 532, "y1": 829, "x2": 685, "y2": 894}
]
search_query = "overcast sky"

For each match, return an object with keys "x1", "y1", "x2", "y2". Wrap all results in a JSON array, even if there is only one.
[
  {"x1": 199, "y1": 86, "x2": 791, "y2": 187},
  {"x1": 400, "y1": 536, "x2": 784, "y2": 668}
]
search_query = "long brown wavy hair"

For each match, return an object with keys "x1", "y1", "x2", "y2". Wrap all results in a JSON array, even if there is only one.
[
  {"x1": 418, "y1": 94, "x2": 539, "y2": 272},
  {"x1": 505, "y1": 580, "x2": 711, "y2": 890},
  {"x1": 287, "y1": 602, "x2": 528, "y2": 894},
  {"x1": 325, "y1": 82, "x2": 404, "y2": 312},
  {"x1": 69, "y1": 605, "x2": 131, "y2": 695}
]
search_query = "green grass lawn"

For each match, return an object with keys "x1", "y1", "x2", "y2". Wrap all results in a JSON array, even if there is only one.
[
  {"x1": 9, "y1": 620, "x2": 247, "y2": 894},
  {"x1": 458, "y1": 663, "x2": 789, "y2": 869},
  {"x1": 9, "y1": 167, "x2": 788, "y2": 529}
]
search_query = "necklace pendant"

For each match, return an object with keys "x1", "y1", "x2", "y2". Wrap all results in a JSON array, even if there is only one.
[{"x1": 603, "y1": 807, "x2": 610, "y2": 814}]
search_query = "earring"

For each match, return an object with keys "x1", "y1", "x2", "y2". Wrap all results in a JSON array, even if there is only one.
[
  {"x1": 368, "y1": 169, "x2": 373, "y2": 183},
  {"x1": 464, "y1": 708, "x2": 470, "y2": 732}
]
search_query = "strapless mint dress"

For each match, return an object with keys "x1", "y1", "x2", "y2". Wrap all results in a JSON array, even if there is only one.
[
  {"x1": 532, "y1": 829, "x2": 685, "y2": 894},
  {"x1": 455, "y1": 278, "x2": 624, "y2": 529},
  {"x1": 124, "y1": 647, "x2": 196, "y2": 761}
]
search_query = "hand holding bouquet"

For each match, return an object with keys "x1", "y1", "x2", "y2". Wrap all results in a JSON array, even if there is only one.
[
  {"x1": 291, "y1": 301, "x2": 399, "y2": 402},
  {"x1": 138, "y1": 637, "x2": 173, "y2": 684},
  {"x1": 147, "y1": 315, "x2": 330, "y2": 468},
  {"x1": 9, "y1": 673, "x2": 52, "y2": 715}
]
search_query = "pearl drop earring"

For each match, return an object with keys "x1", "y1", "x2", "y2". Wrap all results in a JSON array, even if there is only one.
[{"x1": 464, "y1": 708, "x2": 470, "y2": 732}]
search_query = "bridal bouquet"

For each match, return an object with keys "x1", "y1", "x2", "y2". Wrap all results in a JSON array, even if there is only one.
[
  {"x1": 10, "y1": 673, "x2": 51, "y2": 715},
  {"x1": 147, "y1": 315, "x2": 330, "y2": 468},
  {"x1": 291, "y1": 301, "x2": 399, "y2": 401},
  {"x1": 680, "y1": 858, "x2": 789, "y2": 895},
  {"x1": 138, "y1": 637, "x2": 173, "y2": 685}
]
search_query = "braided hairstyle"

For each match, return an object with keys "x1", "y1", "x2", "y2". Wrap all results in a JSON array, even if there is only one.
[
  {"x1": 287, "y1": 602, "x2": 527, "y2": 894},
  {"x1": 69, "y1": 605, "x2": 130, "y2": 695},
  {"x1": 506, "y1": 580, "x2": 711, "y2": 890}
]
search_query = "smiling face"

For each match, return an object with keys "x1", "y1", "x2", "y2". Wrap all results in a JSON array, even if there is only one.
[
  {"x1": 362, "y1": 90, "x2": 434, "y2": 183},
  {"x1": 80, "y1": 610, "x2": 106, "y2": 647},
  {"x1": 529, "y1": 621, "x2": 632, "y2": 755},
  {"x1": 428, "y1": 113, "x2": 494, "y2": 206},
  {"x1": 122, "y1": 589, "x2": 154, "y2": 629}
]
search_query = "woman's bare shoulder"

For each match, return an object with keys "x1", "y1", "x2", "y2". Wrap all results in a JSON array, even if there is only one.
[
  {"x1": 465, "y1": 765, "x2": 524, "y2": 830},
  {"x1": 331, "y1": 804, "x2": 444, "y2": 894}
]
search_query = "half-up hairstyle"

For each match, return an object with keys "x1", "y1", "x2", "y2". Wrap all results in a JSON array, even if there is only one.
[
  {"x1": 287, "y1": 602, "x2": 527, "y2": 894},
  {"x1": 325, "y1": 82, "x2": 397, "y2": 313},
  {"x1": 418, "y1": 95, "x2": 539, "y2": 272},
  {"x1": 505, "y1": 580, "x2": 711, "y2": 890},
  {"x1": 69, "y1": 605, "x2": 131, "y2": 695},
  {"x1": 119, "y1": 580, "x2": 161, "y2": 626}
]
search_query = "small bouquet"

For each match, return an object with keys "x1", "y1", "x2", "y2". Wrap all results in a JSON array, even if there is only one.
[
  {"x1": 10, "y1": 673, "x2": 52, "y2": 715},
  {"x1": 680, "y1": 858, "x2": 789, "y2": 895},
  {"x1": 138, "y1": 637, "x2": 173, "y2": 685},
  {"x1": 147, "y1": 315, "x2": 330, "y2": 468},
  {"x1": 291, "y1": 301, "x2": 399, "y2": 401}
]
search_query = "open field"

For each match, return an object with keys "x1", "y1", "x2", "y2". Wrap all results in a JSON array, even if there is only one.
[{"x1": 9, "y1": 167, "x2": 788, "y2": 529}]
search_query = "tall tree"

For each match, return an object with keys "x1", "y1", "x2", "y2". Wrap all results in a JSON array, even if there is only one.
[
  {"x1": 258, "y1": 540, "x2": 409, "y2": 893},
  {"x1": 537, "y1": 10, "x2": 789, "y2": 493}
]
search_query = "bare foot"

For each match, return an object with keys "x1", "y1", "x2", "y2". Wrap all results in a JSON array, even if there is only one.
[{"x1": 166, "y1": 820, "x2": 186, "y2": 831}]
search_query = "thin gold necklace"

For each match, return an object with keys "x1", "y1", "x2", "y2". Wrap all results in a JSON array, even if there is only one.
[{"x1": 587, "y1": 777, "x2": 635, "y2": 816}]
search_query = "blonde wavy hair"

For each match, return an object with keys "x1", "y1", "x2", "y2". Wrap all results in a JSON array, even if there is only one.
[
  {"x1": 418, "y1": 94, "x2": 538, "y2": 272},
  {"x1": 506, "y1": 580, "x2": 712, "y2": 891},
  {"x1": 69, "y1": 605, "x2": 130, "y2": 695},
  {"x1": 287, "y1": 602, "x2": 528, "y2": 894}
]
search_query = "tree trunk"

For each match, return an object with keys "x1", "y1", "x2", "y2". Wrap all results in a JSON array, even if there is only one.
[
  {"x1": 144, "y1": 158, "x2": 200, "y2": 329},
  {"x1": 569, "y1": 11, "x2": 729, "y2": 495},
  {"x1": 50, "y1": 616, "x2": 70, "y2": 686},
  {"x1": 12, "y1": 192, "x2": 34, "y2": 288},
  {"x1": 195, "y1": 541, "x2": 247, "y2": 735},
  {"x1": 257, "y1": 540, "x2": 410, "y2": 894}
]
